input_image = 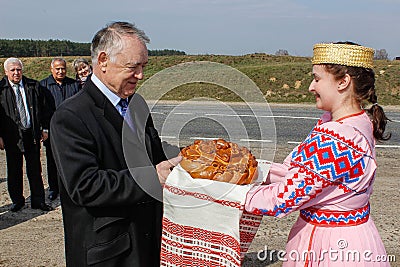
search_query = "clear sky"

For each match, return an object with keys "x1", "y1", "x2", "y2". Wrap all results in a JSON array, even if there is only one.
[{"x1": 1, "y1": 0, "x2": 399, "y2": 58}]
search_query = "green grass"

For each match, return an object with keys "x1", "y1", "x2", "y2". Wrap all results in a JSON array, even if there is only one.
[{"x1": 1, "y1": 54, "x2": 399, "y2": 105}]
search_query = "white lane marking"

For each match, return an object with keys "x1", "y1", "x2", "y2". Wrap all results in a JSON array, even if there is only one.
[
  {"x1": 161, "y1": 137, "x2": 399, "y2": 149},
  {"x1": 272, "y1": 115, "x2": 320, "y2": 120},
  {"x1": 154, "y1": 111, "x2": 320, "y2": 120},
  {"x1": 159, "y1": 136, "x2": 177, "y2": 139},
  {"x1": 206, "y1": 113, "x2": 253, "y2": 117},
  {"x1": 154, "y1": 110, "x2": 399, "y2": 123},
  {"x1": 189, "y1": 137, "x2": 221, "y2": 140},
  {"x1": 240, "y1": 139, "x2": 273, "y2": 143},
  {"x1": 286, "y1": 141, "x2": 400, "y2": 149},
  {"x1": 376, "y1": 145, "x2": 400, "y2": 148},
  {"x1": 161, "y1": 136, "x2": 274, "y2": 143},
  {"x1": 288, "y1": 141, "x2": 301, "y2": 145},
  {"x1": 205, "y1": 113, "x2": 319, "y2": 120}
]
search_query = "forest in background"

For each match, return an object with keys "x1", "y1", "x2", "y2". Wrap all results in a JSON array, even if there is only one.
[{"x1": 0, "y1": 39, "x2": 185, "y2": 57}]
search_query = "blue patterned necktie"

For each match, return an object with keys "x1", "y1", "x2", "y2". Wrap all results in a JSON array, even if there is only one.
[
  {"x1": 14, "y1": 84, "x2": 28, "y2": 128},
  {"x1": 118, "y1": 98, "x2": 128, "y2": 117}
]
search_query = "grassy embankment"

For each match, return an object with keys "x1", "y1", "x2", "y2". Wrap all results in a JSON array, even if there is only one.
[{"x1": 0, "y1": 54, "x2": 399, "y2": 105}]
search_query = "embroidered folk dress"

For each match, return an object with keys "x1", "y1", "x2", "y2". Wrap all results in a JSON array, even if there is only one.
[{"x1": 245, "y1": 111, "x2": 389, "y2": 266}]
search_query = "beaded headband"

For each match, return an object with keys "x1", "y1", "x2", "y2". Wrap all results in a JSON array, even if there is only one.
[{"x1": 312, "y1": 43, "x2": 374, "y2": 69}]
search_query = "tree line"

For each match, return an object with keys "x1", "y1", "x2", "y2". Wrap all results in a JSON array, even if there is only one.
[
  {"x1": 1, "y1": 39, "x2": 390, "y2": 60},
  {"x1": 0, "y1": 39, "x2": 186, "y2": 57}
]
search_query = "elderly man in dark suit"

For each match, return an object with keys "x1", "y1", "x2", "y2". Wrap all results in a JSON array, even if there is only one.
[
  {"x1": 0, "y1": 57, "x2": 53, "y2": 212},
  {"x1": 50, "y1": 22, "x2": 181, "y2": 266}
]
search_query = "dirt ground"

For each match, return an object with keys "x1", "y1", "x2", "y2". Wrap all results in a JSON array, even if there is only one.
[{"x1": 0, "y1": 145, "x2": 399, "y2": 267}]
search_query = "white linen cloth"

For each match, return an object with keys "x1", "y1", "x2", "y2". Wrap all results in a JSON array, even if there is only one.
[{"x1": 161, "y1": 160, "x2": 270, "y2": 267}]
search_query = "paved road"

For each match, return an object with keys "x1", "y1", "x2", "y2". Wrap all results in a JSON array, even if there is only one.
[{"x1": 149, "y1": 102, "x2": 400, "y2": 153}]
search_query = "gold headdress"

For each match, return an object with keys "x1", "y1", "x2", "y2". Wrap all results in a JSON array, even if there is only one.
[{"x1": 312, "y1": 43, "x2": 374, "y2": 68}]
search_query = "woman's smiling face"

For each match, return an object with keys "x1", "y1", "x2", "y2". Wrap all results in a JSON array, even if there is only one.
[{"x1": 308, "y1": 65, "x2": 340, "y2": 112}]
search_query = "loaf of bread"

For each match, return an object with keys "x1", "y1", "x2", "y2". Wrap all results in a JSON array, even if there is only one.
[{"x1": 180, "y1": 139, "x2": 258, "y2": 185}]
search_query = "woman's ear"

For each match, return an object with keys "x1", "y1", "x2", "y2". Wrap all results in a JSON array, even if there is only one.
[{"x1": 338, "y1": 73, "x2": 351, "y2": 91}]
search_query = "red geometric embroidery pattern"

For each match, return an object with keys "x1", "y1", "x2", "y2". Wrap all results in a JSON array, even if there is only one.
[
  {"x1": 161, "y1": 217, "x2": 241, "y2": 266},
  {"x1": 251, "y1": 125, "x2": 370, "y2": 218},
  {"x1": 300, "y1": 203, "x2": 370, "y2": 226},
  {"x1": 314, "y1": 126, "x2": 365, "y2": 152},
  {"x1": 292, "y1": 126, "x2": 366, "y2": 186},
  {"x1": 238, "y1": 212, "x2": 262, "y2": 258}
]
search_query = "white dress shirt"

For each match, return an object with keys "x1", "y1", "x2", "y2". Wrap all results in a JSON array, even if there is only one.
[{"x1": 91, "y1": 74, "x2": 125, "y2": 114}]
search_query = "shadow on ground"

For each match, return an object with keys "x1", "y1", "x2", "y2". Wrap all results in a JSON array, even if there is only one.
[
  {"x1": 0, "y1": 186, "x2": 60, "y2": 231},
  {"x1": 242, "y1": 251, "x2": 281, "y2": 266}
]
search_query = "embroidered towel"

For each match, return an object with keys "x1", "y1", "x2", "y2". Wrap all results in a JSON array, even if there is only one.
[{"x1": 161, "y1": 160, "x2": 270, "y2": 267}]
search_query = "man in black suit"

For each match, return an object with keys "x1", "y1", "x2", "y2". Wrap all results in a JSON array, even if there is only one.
[
  {"x1": 0, "y1": 57, "x2": 53, "y2": 212},
  {"x1": 50, "y1": 22, "x2": 181, "y2": 266}
]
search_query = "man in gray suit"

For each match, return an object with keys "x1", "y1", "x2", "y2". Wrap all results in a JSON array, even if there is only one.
[{"x1": 50, "y1": 22, "x2": 181, "y2": 266}]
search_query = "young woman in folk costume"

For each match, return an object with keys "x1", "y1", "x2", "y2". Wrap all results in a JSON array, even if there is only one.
[{"x1": 245, "y1": 42, "x2": 391, "y2": 266}]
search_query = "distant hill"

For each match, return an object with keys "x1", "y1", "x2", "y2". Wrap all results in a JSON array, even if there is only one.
[
  {"x1": 0, "y1": 39, "x2": 185, "y2": 57},
  {"x1": 0, "y1": 54, "x2": 399, "y2": 105}
]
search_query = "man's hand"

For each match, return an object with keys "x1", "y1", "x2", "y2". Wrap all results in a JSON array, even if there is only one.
[
  {"x1": 41, "y1": 130, "x2": 49, "y2": 142},
  {"x1": 156, "y1": 156, "x2": 182, "y2": 185},
  {"x1": 0, "y1": 137, "x2": 4, "y2": 150}
]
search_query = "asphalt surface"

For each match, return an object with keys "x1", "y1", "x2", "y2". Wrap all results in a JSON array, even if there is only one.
[{"x1": 150, "y1": 102, "x2": 400, "y2": 151}]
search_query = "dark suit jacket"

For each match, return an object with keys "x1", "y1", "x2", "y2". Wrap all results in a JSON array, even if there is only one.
[
  {"x1": 0, "y1": 76, "x2": 50, "y2": 150},
  {"x1": 40, "y1": 74, "x2": 79, "y2": 147},
  {"x1": 50, "y1": 77, "x2": 167, "y2": 267},
  {"x1": 39, "y1": 74, "x2": 79, "y2": 109}
]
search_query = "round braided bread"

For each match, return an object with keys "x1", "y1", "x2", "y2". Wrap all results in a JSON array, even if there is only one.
[{"x1": 180, "y1": 139, "x2": 258, "y2": 185}]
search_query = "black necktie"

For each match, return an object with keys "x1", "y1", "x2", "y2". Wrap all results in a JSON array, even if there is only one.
[{"x1": 14, "y1": 84, "x2": 28, "y2": 128}]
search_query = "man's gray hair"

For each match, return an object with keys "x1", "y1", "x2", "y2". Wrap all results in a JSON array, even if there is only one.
[
  {"x1": 4, "y1": 57, "x2": 23, "y2": 70},
  {"x1": 51, "y1": 57, "x2": 66, "y2": 68},
  {"x1": 90, "y1": 21, "x2": 150, "y2": 65}
]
